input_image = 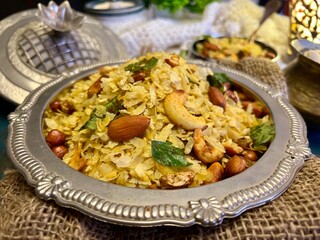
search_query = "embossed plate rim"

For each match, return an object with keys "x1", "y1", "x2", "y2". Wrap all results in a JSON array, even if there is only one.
[{"x1": 7, "y1": 58, "x2": 311, "y2": 227}]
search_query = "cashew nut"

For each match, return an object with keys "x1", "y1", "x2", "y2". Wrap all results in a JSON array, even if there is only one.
[
  {"x1": 164, "y1": 90, "x2": 206, "y2": 130},
  {"x1": 193, "y1": 128, "x2": 224, "y2": 164}
]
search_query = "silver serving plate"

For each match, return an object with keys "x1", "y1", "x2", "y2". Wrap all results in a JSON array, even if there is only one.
[{"x1": 7, "y1": 59, "x2": 311, "y2": 227}]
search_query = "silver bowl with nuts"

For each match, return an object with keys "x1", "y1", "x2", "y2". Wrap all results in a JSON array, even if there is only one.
[{"x1": 7, "y1": 53, "x2": 310, "y2": 227}]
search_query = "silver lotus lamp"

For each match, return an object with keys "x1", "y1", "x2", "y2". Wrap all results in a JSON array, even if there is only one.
[
  {"x1": 37, "y1": 1, "x2": 86, "y2": 32},
  {"x1": 0, "y1": 0, "x2": 127, "y2": 104}
]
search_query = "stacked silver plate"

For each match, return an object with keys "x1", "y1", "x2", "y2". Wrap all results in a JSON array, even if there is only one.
[{"x1": 0, "y1": 9, "x2": 127, "y2": 104}]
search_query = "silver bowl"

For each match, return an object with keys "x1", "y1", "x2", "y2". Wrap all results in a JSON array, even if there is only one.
[
  {"x1": 7, "y1": 59, "x2": 310, "y2": 227},
  {"x1": 190, "y1": 36, "x2": 280, "y2": 63}
]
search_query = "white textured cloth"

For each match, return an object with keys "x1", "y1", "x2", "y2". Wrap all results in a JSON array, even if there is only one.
[{"x1": 95, "y1": 0, "x2": 290, "y2": 58}]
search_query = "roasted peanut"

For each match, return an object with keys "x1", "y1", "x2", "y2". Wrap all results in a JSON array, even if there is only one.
[
  {"x1": 242, "y1": 150, "x2": 258, "y2": 161},
  {"x1": 46, "y1": 129, "x2": 66, "y2": 146},
  {"x1": 206, "y1": 162, "x2": 224, "y2": 183},
  {"x1": 242, "y1": 101, "x2": 263, "y2": 118},
  {"x1": 60, "y1": 100, "x2": 75, "y2": 114},
  {"x1": 51, "y1": 145, "x2": 68, "y2": 159},
  {"x1": 50, "y1": 100, "x2": 61, "y2": 112},
  {"x1": 225, "y1": 155, "x2": 246, "y2": 177},
  {"x1": 208, "y1": 86, "x2": 226, "y2": 110},
  {"x1": 132, "y1": 71, "x2": 146, "y2": 82}
]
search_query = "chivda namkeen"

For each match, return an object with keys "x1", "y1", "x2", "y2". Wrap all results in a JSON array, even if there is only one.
[{"x1": 43, "y1": 52, "x2": 275, "y2": 189}]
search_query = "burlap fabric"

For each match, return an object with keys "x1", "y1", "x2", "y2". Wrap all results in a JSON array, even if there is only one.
[{"x1": 1, "y1": 58, "x2": 319, "y2": 239}]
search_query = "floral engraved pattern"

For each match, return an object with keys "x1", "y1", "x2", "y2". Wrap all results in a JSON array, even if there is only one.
[
  {"x1": 36, "y1": 172, "x2": 70, "y2": 200},
  {"x1": 287, "y1": 139, "x2": 312, "y2": 159},
  {"x1": 189, "y1": 197, "x2": 223, "y2": 226},
  {"x1": 7, "y1": 109, "x2": 30, "y2": 123}
]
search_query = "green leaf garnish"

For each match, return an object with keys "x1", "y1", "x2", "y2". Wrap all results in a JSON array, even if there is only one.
[
  {"x1": 103, "y1": 95, "x2": 122, "y2": 114},
  {"x1": 179, "y1": 49, "x2": 188, "y2": 59},
  {"x1": 151, "y1": 141, "x2": 192, "y2": 167},
  {"x1": 206, "y1": 73, "x2": 230, "y2": 92},
  {"x1": 82, "y1": 96, "x2": 122, "y2": 130},
  {"x1": 125, "y1": 57, "x2": 158, "y2": 73},
  {"x1": 250, "y1": 123, "x2": 275, "y2": 147}
]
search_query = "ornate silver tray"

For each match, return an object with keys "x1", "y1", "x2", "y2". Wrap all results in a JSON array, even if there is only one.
[
  {"x1": 0, "y1": 9, "x2": 127, "y2": 105},
  {"x1": 7, "y1": 59, "x2": 311, "y2": 227}
]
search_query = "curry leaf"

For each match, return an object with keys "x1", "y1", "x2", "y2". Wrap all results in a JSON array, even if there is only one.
[
  {"x1": 250, "y1": 123, "x2": 275, "y2": 146},
  {"x1": 151, "y1": 141, "x2": 192, "y2": 167},
  {"x1": 125, "y1": 57, "x2": 158, "y2": 73},
  {"x1": 206, "y1": 73, "x2": 230, "y2": 92},
  {"x1": 82, "y1": 96, "x2": 122, "y2": 130}
]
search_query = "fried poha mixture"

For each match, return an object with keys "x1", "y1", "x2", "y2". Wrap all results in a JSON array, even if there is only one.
[{"x1": 43, "y1": 52, "x2": 275, "y2": 189}]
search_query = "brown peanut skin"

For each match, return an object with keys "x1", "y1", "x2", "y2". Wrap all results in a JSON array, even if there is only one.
[
  {"x1": 46, "y1": 129, "x2": 66, "y2": 146},
  {"x1": 132, "y1": 71, "x2": 146, "y2": 82},
  {"x1": 243, "y1": 150, "x2": 258, "y2": 162},
  {"x1": 50, "y1": 100, "x2": 62, "y2": 112},
  {"x1": 225, "y1": 155, "x2": 247, "y2": 177},
  {"x1": 51, "y1": 145, "x2": 68, "y2": 159},
  {"x1": 60, "y1": 101, "x2": 75, "y2": 115},
  {"x1": 206, "y1": 162, "x2": 224, "y2": 183},
  {"x1": 208, "y1": 86, "x2": 226, "y2": 110}
]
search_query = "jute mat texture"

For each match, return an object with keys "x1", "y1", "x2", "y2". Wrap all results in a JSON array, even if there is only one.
[{"x1": 1, "y1": 58, "x2": 319, "y2": 239}]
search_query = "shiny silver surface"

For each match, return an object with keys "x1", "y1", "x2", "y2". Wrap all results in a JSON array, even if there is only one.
[
  {"x1": 190, "y1": 37, "x2": 280, "y2": 63},
  {"x1": 0, "y1": 10, "x2": 127, "y2": 105},
  {"x1": 7, "y1": 59, "x2": 311, "y2": 227},
  {"x1": 84, "y1": 0, "x2": 145, "y2": 16},
  {"x1": 37, "y1": 1, "x2": 86, "y2": 32}
]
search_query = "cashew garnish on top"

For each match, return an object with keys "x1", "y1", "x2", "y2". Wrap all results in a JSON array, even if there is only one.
[
  {"x1": 164, "y1": 90, "x2": 206, "y2": 130},
  {"x1": 193, "y1": 128, "x2": 224, "y2": 164}
]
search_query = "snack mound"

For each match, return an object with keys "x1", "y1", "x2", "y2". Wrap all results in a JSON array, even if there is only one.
[
  {"x1": 194, "y1": 36, "x2": 277, "y2": 62},
  {"x1": 43, "y1": 52, "x2": 275, "y2": 189}
]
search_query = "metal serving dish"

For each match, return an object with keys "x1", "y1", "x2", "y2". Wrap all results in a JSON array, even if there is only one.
[
  {"x1": 191, "y1": 36, "x2": 280, "y2": 63},
  {"x1": 7, "y1": 59, "x2": 310, "y2": 227},
  {"x1": 0, "y1": 9, "x2": 127, "y2": 105}
]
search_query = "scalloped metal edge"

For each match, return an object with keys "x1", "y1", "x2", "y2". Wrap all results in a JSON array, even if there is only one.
[{"x1": 7, "y1": 59, "x2": 312, "y2": 227}]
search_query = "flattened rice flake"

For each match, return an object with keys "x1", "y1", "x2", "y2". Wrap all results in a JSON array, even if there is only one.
[{"x1": 43, "y1": 52, "x2": 273, "y2": 189}]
